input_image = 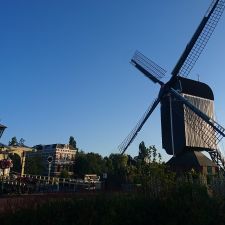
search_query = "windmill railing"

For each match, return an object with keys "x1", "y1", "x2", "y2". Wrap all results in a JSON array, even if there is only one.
[{"x1": 208, "y1": 147, "x2": 225, "y2": 170}]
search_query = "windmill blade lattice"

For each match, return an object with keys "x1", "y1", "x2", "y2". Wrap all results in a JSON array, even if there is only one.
[
  {"x1": 172, "y1": 0, "x2": 225, "y2": 77},
  {"x1": 118, "y1": 97, "x2": 160, "y2": 155},
  {"x1": 170, "y1": 88, "x2": 225, "y2": 139},
  {"x1": 131, "y1": 51, "x2": 166, "y2": 83},
  {"x1": 183, "y1": 106, "x2": 225, "y2": 149}
]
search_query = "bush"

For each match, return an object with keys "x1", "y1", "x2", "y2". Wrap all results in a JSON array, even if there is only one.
[{"x1": 1, "y1": 185, "x2": 225, "y2": 225}]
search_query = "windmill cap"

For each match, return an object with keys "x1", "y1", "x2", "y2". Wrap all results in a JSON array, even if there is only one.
[{"x1": 175, "y1": 77, "x2": 214, "y2": 100}]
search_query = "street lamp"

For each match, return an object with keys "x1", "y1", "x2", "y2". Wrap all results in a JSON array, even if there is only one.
[{"x1": 47, "y1": 156, "x2": 53, "y2": 182}]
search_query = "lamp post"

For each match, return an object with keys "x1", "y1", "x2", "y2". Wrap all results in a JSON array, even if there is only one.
[
  {"x1": 47, "y1": 156, "x2": 53, "y2": 182},
  {"x1": 21, "y1": 151, "x2": 26, "y2": 177}
]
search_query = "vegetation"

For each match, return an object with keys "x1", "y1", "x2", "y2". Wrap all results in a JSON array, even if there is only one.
[
  {"x1": 69, "y1": 136, "x2": 77, "y2": 149},
  {"x1": 8, "y1": 136, "x2": 26, "y2": 146},
  {"x1": 25, "y1": 156, "x2": 45, "y2": 175},
  {"x1": 74, "y1": 151, "x2": 106, "y2": 178},
  {"x1": 2, "y1": 140, "x2": 225, "y2": 224},
  {"x1": 9, "y1": 153, "x2": 21, "y2": 173},
  {"x1": 8, "y1": 136, "x2": 18, "y2": 146},
  {"x1": 60, "y1": 169, "x2": 69, "y2": 178},
  {"x1": 73, "y1": 142, "x2": 173, "y2": 191},
  {"x1": 0, "y1": 186, "x2": 224, "y2": 225}
]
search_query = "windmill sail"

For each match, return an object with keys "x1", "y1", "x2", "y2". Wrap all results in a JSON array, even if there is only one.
[
  {"x1": 172, "y1": 0, "x2": 225, "y2": 77},
  {"x1": 118, "y1": 97, "x2": 161, "y2": 155},
  {"x1": 183, "y1": 94, "x2": 217, "y2": 149},
  {"x1": 171, "y1": 87, "x2": 225, "y2": 159},
  {"x1": 170, "y1": 88, "x2": 225, "y2": 139},
  {"x1": 172, "y1": 100, "x2": 225, "y2": 170},
  {"x1": 131, "y1": 51, "x2": 166, "y2": 85},
  {"x1": 182, "y1": 106, "x2": 225, "y2": 170}
]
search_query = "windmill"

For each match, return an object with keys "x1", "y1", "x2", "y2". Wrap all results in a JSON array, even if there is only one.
[{"x1": 118, "y1": 0, "x2": 225, "y2": 171}]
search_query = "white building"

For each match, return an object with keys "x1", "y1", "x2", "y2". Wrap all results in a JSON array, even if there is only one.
[{"x1": 27, "y1": 144, "x2": 77, "y2": 176}]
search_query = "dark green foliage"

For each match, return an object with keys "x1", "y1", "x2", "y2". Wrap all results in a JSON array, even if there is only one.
[
  {"x1": 69, "y1": 136, "x2": 77, "y2": 149},
  {"x1": 1, "y1": 187, "x2": 225, "y2": 225},
  {"x1": 25, "y1": 156, "x2": 45, "y2": 175},
  {"x1": 73, "y1": 143, "x2": 172, "y2": 191},
  {"x1": 60, "y1": 169, "x2": 69, "y2": 178},
  {"x1": 138, "y1": 141, "x2": 149, "y2": 161},
  {"x1": 19, "y1": 138, "x2": 25, "y2": 146},
  {"x1": 8, "y1": 136, "x2": 18, "y2": 146},
  {"x1": 105, "y1": 154, "x2": 131, "y2": 187},
  {"x1": 74, "y1": 151, "x2": 106, "y2": 178},
  {"x1": 9, "y1": 153, "x2": 21, "y2": 173},
  {"x1": 8, "y1": 136, "x2": 26, "y2": 146}
]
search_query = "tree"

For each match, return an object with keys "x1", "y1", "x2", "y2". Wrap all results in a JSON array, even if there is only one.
[
  {"x1": 9, "y1": 136, "x2": 18, "y2": 146},
  {"x1": 74, "y1": 151, "x2": 106, "y2": 178},
  {"x1": 105, "y1": 154, "x2": 136, "y2": 187},
  {"x1": 138, "y1": 141, "x2": 149, "y2": 161},
  {"x1": 135, "y1": 142, "x2": 175, "y2": 196},
  {"x1": 19, "y1": 138, "x2": 25, "y2": 146},
  {"x1": 9, "y1": 153, "x2": 21, "y2": 173},
  {"x1": 60, "y1": 169, "x2": 69, "y2": 178},
  {"x1": 25, "y1": 156, "x2": 45, "y2": 175},
  {"x1": 69, "y1": 136, "x2": 77, "y2": 149}
]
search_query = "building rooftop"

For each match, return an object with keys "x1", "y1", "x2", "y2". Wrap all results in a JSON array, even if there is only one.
[{"x1": 167, "y1": 151, "x2": 217, "y2": 167}]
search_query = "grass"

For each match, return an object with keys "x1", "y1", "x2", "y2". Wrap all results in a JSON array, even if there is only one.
[{"x1": 0, "y1": 184, "x2": 225, "y2": 225}]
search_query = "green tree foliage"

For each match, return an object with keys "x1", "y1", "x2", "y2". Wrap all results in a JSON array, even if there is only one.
[
  {"x1": 19, "y1": 138, "x2": 25, "y2": 146},
  {"x1": 9, "y1": 137, "x2": 26, "y2": 146},
  {"x1": 74, "y1": 151, "x2": 106, "y2": 178},
  {"x1": 138, "y1": 141, "x2": 148, "y2": 161},
  {"x1": 135, "y1": 142, "x2": 175, "y2": 196},
  {"x1": 25, "y1": 156, "x2": 45, "y2": 175},
  {"x1": 138, "y1": 142, "x2": 162, "y2": 163},
  {"x1": 8, "y1": 136, "x2": 18, "y2": 146},
  {"x1": 69, "y1": 136, "x2": 77, "y2": 149},
  {"x1": 9, "y1": 153, "x2": 21, "y2": 173},
  {"x1": 60, "y1": 169, "x2": 69, "y2": 178},
  {"x1": 73, "y1": 142, "x2": 173, "y2": 192},
  {"x1": 104, "y1": 154, "x2": 137, "y2": 188}
]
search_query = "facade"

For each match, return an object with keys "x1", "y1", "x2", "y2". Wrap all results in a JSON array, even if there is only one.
[
  {"x1": 161, "y1": 77, "x2": 215, "y2": 155},
  {"x1": 167, "y1": 151, "x2": 218, "y2": 176},
  {"x1": 27, "y1": 144, "x2": 77, "y2": 176}
]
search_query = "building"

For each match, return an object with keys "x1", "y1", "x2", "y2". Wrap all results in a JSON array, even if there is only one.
[
  {"x1": 27, "y1": 144, "x2": 77, "y2": 177},
  {"x1": 167, "y1": 151, "x2": 219, "y2": 176},
  {"x1": 161, "y1": 77, "x2": 216, "y2": 155}
]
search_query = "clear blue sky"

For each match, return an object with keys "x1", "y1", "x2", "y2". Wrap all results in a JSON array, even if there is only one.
[{"x1": 0, "y1": 0, "x2": 225, "y2": 161}]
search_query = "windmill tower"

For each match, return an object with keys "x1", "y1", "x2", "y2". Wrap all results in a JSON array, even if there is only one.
[{"x1": 118, "y1": 0, "x2": 225, "y2": 171}]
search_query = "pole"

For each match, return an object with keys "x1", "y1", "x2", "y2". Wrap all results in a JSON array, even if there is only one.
[
  {"x1": 21, "y1": 151, "x2": 26, "y2": 177},
  {"x1": 48, "y1": 162, "x2": 51, "y2": 183},
  {"x1": 169, "y1": 95, "x2": 175, "y2": 157}
]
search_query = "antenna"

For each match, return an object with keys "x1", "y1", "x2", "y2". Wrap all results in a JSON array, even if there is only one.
[{"x1": 197, "y1": 74, "x2": 200, "y2": 82}]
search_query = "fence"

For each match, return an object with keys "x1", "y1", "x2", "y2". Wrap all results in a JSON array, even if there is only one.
[{"x1": 0, "y1": 174, "x2": 102, "y2": 194}]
